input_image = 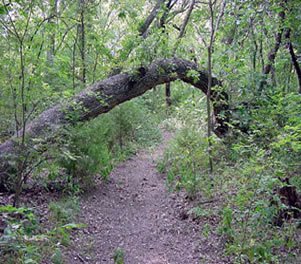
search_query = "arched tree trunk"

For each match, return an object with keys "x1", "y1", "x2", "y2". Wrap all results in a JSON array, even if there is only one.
[{"x1": 0, "y1": 57, "x2": 229, "y2": 191}]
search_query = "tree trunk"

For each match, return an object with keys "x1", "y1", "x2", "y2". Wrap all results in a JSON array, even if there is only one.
[
  {"x1": 165, "y1": 82, "x2": 172, "y2": 106},
  {"x1": 259, "y1": 0, "x2": 287, "y2": 91},
  {"x1": 284, "y1": 29, "x2": 301, "y2": 94},
  {"x1": 166, "y1": 0, "x2": 195, "y2": 107},
  {"x1": 139, "y1": 0, "x2": 166, "y2": 38},
  {"x1": 47, "y1": 0, "x2": 58, "y2": 66},
  {"x1": 79, "y1": 0, "x2": 86, "y2": 84},
  {"x1": 0, "y1": 57, "x2": 228, "y2": 191}
]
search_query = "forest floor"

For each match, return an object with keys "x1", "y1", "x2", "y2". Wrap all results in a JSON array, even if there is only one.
[{"x1": 64, "y1": 131, "x2": 230, "y2": 264}]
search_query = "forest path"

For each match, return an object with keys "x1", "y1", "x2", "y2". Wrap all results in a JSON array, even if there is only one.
[{"x1": 65, "y1": 131, "x2": 226, "y2": 264}]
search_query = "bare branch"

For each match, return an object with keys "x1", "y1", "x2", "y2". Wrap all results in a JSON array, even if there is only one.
[{"x1": 139, "y1": 0, "x2": 166, "y2": 38}]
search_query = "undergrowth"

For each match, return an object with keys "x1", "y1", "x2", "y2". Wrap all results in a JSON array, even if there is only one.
[
  {"x1": 159, "y1": 91, "x2": 301, "y2": 263},
  {"x1": 36, "y1": 97, "x2": 162, "y2": 192},
  {"x1": 1, "y1": 92, "x2": 164, "y2": 263},
  {"x1": 0, "y1": 198, "x2": 81, "y2": 264}
]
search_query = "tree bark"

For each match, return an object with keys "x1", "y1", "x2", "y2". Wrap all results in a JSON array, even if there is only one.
[
  {"x1": 165, "y1": 82, "x2": 172, "y2": 106},
  {"x1": 79, "y1": 0, "x2": 86, "y2": 84},
  {"x1": 111, "y1": 0, "x2": 168, "y2": 74},
  {"x1": 166, "y1": 0, "x2": 195, "y2": 107},
  {"x1": 259, "y1": 0, "x2": 287, "y2": 91},
  {"x1": 0, "y1": 57, "x2": 228, "y2": 191},
  {"x1": 284, "y1": 29, "x2": 301, "y2": 94},
  {"x1": 47, "y1": 0, "x2": 58, "y2": 66},
  {"x1": 139, "y1": 0, "x2": 166, "y2": 38},
  {"x1": 262, "y1": 27, "x2": 284, "y2": 75}
]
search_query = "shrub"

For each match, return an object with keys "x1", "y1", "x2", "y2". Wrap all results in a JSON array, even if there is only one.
[
  {"x1": 0, "y1": 202, "x2": 81, "y2": 263},
  {"x1": 42, "y1": 98, "x2": 161, "y2": 192},
  {"x1": 159, "y1": 121, "x2": 224, "y2": 199},
  {"x1": 159, "y1": 92, "x2": 301, "y2": 263}
]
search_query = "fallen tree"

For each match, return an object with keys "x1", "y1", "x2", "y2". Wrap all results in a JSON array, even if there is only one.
[{"x1": 0, "y1": 57, "x2": 229, "y2": 191}]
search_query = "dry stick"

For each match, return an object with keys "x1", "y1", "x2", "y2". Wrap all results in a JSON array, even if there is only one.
[
  {"x1": 199, "y1": 198, "x2": 219, "y2": 205},
  {"x1": 117, "y1": 0, "x2": 187, "y2": 72},
  {"x1": 177, "y1": 0, "x2": 195, "y2": 42},
  {"x1": 166, "y1": 5, "x2": 190, "y2": 24},
  {"x1": 262, "y1": 23, "x2": 284, "y2": 75},
  {"x1": 77, "y1": 254, "x2": 86, "y2": 263}
]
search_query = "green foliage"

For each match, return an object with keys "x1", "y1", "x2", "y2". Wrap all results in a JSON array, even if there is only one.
[
  {"x1": 160, "y1": 122, "x2": 221, "y2": 198},
  {"x1": 186, "y1": 69, "x2": 200, "y2": 84},
  {"x1": 0, "y1": 201, "x2": 81, "y2": 264},
  {"x1": 188, "y1": 206, "x2": 213, "y2": 218},
  {"x1": 0, "y1": 0, "x2": 301, "y2": 262},
  {"x1": 0, "y1": 206, "x2": 41, "y2": 263},
  {"x1": 219, "y1": 92, "x2": 301, "y2": 263},
  {"x1": 161, "y1": 128, "x2": 208, "y2": 197},
  {"x1": 48, "y1": 198, "x2": 83, "y2": 248},
  {"x1": 160, "y1": 90, "x2": 301, "y2": 263},
  {"x1": 50, "y1": 248, "x2": 63, "y2": 264},
  {"x1": 49, "y1": 198, "x2": 80, "y2": 226},
  {"x1": 42, "y1": 99, "x2": 161, "y2": 192},
  {"x1": 113, "y1": 248, "x2": 125, "y2": 264}
]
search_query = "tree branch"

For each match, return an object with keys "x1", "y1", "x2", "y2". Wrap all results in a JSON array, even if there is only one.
[
  {"x1": 139, "y1": 0, "x2": 166, "y2": 38},
  {"x1": 0, "y1": 57, "x2": 229, "y2": 191},
  {"x1": 284, "y1": 29, "x2": 301, "y2": 94}
]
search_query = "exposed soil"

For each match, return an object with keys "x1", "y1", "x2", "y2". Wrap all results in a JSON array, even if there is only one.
[{"x1": 64, "y1": 132, "x2": 230, "y2": 264}]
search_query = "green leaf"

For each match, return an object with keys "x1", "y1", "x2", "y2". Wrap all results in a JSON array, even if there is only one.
[{"x1": 0, "y1": 5, "x2": 6, "y2": 15}]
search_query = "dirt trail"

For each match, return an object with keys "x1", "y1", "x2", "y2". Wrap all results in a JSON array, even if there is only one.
[{"x1": 65, "y1": 132, "x2": 228, "y2": 264}]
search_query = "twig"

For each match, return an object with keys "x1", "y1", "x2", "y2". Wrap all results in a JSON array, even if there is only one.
[
  {"x1": 77, "y1": 254, "x2": 86, "y2": 263},
  {"x1": 199, "y1": 198, "x2": 219, "y2": 205}
]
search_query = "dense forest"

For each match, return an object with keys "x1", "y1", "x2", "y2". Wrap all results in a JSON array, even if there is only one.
[{"x1": 0, "y1": 0, "x2": 301, "y2": 263}]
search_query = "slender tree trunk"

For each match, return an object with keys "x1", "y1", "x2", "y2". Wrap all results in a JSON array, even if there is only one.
[
  {"x1": 79, "y1": 0, "x2": 86, "y2": 85},
  {"x1": 250, "y1": 22, "x2": 258, "y2": 71},
  {"x1": 259, "y1": 34, "x2": 265, "y2": 72},
  {"x1": 72, "y1": 29, "x2": 79, "y2": 89},
  {"x1": 165, "y1": 82, "x2": 172, "y2": 106},
  {"x1": 11, "y1": 84, "x2": 19, "y2": 136},
  {"x1": 92, "y1": 52, "x2": 99, "y2": 83},
  {"x1": 207, "y1": 45, "x2": 214, "y2": 174},
  {"x1": 284, "y1": 29, "x2": 301, "y2": 94},
  {"x1": 259, "y1": 0, "x2": 287, "y2": 91},
  {"x1": 47, "y1": 0, "x2": 58, "y2": 66},
  {"x1": 262, "y1": 29, "x2": 284, "y2": 76},
  {"x1": 158, "y1": 1, "x2": 177, "y2": 108},
  {"x1": 14, "y1": 41, "x2": 27, "y2": 207},
  {"x1": 45, "y1": 0, "x2": 58, "y2": 90},
  {"x1": 204, "y1": 0, "x2": 226, "y2": 174},
  {"x1": 165, "y1": 0, "x2": 195, "y2": 107},
  {"x1": 207, "y1": 0, "x2": 214, "y2": 174},
  {"x1": 2, "y1": 2, "x2": 33, "y2": 205},
  {"x1": 139, "y1": 0, "x2": 166, "y2": 38}
]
